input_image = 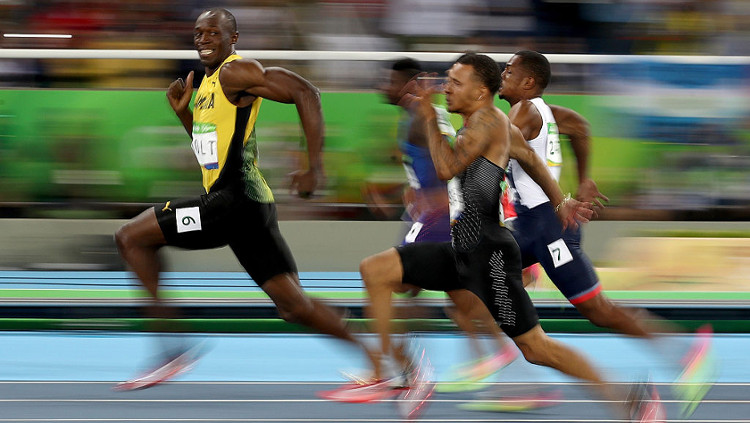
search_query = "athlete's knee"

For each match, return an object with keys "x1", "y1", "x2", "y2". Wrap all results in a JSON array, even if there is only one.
[
  {"x1": 114, "y1": 223, "x2": 137, "y2": 253},
  {"x1": 360, "y1": 251, "x2": 401, "y2": 292},
  {"x1": 514, "y1": 329, "x2": 558, "y2": 367}
]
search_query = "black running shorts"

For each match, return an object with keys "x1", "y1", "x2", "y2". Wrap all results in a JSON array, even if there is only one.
[
  {"x1": 154, "y1": 187, "x2": 297, "y2": 285},
  {"x1": 396, "y1": 226, "x2": 539, "y2": 338}
]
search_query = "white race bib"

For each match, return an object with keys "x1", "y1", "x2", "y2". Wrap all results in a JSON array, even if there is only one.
[
  {"x1": 447, "y1": 177, "x2": 464, "y2": 224},
  {"x1": 404, "y1": 221, "x2": 423, "y2": 244},
  {"x1": 545, "y1": 122, "x2": 562, "y2": 167},
  {"x1": 176, "y1": 207, "x2": 202, "y2": 233},
  {"x1": 192, "y1": 122, "x2": 219, "y2": 170},
  {"x1": 547, "y1": 238, "x2": 573, "y2": 268}
]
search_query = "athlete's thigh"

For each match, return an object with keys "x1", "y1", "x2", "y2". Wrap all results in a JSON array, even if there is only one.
[
  {"x1": 228, "y1": 201, "x2": 298, "y2": 286},
  {"x1": 511, "y1": 210, "x2": 540, "y2": 269},
  {"x1": 395, "y1": 241, "x2": 461, "y2": 292},
  {"x1": 531, "y1": 212, "x2": 599, "y2": 303},
  {"x1": 155, "y1": 189, "x2": 239, "y2": 250},
  {"x1": 460, "y1": 228, "x2": 539, "y2": 338}
]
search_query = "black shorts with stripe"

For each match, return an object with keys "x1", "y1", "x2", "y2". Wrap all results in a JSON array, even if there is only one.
[
  {"x1": 396, "y1": 225, "x2": 539, "y2": 338},
  {"x1": 154, "y1": 186, "x2": 297, "y2": 286}
]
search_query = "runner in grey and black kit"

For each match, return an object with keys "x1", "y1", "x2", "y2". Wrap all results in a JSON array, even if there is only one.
[{"x1": 397, "y1": 153, "x2": 538, "y2": 338}]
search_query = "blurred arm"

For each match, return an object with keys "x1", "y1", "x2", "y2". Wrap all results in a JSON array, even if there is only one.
[{"x1": 549, "y1": 104, "x2": 608, "y2": 207}]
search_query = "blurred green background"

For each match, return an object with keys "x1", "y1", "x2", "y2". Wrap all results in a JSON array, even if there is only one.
[{"x1": 4, "y1": 89, "x2": 745, "y2": 219}]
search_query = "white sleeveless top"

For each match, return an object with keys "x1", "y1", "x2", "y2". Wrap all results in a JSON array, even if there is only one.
[{"x1": 507, "y1": 97, "x2": 562, "y2": 209}]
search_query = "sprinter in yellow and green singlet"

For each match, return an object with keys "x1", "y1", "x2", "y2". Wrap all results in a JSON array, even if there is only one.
[{"x1": 113, "y1": 7, "x2": 380, "y2": 391}]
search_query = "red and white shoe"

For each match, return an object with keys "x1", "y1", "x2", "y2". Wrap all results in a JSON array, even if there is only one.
[
  {"x1": 113, "y1": 346, "x2": 201, "y2": 391},
  {"x1": 395, "y1": 347, "x2": 435, "y2": 421},
  {"x1": 629, "y1": 382, "x2": 666, "y2": 423},
  {"x1": 317, "y1": 379, "x2": 401, "y2": 403}
]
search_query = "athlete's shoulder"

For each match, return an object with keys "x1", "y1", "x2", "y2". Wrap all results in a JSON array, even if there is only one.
[
  {"x1": 510, "y1": 99, "x2": 540, "y2": 115},
  {"x1": 219, "y1": 58, "x2": 264, "y2": 86},
  {"x1": 508, "y1": 99, "x2": 542, "y2": 130}
]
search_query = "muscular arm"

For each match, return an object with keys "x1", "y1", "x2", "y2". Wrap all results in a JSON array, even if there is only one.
[
  {"x1": 549, "y1": 104, "x2": 608, "y2": 207},
  {"x1": 221, "y1": 60, "x2": 324, "y2": 171},
  {"x1": 508, "y1": 124, "x2": 565, "y2": 209},
  {"x1": 423, "y1": 107, "x2": 496, "y2": 180},
  {"x1": 549, "y1": 104, "x2": 589, "y2": 184}
]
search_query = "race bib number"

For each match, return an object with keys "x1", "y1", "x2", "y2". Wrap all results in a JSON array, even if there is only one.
[
  {"x1": 447, "y1": 177, "x2": 464, "y2": 224},
  {"x1": 402, "y1": 163, "x2": 421, "y2": 189},
  {"x1": 404, "y1": 221, "x2": 423, "y2": 244},
  {"x1": 192, "y1": 122, "x2": 219, "y2": 170},
  {"x1": 547, "y1": 238, "x2": 573, "y2": 268},
  {"x1": 545, "y1": 122, "x2": 562, "y2": 167},
  {"x1": 176, "y1": 207, "x2": 202, "y2": 233}
]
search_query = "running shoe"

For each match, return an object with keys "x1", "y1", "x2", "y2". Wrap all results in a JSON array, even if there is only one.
[
  {"x1": 628, "y1": 382, "x2": 666, "y2": 423},
  {"x1": 113, "y1": 343, "x2": 203, "y2": 391},
  {"x1": 674, "y1": 325, "x2": 717, "y2": 417},
  {"x1": 395, "y1": 347, "x2": 435, "y2": 421},
  {"x1": 317, "y1": 379, "x2": 400, "y2": 403},
  {"x1": 436, "y1": 344, "x2": 519, "y2": 393}
]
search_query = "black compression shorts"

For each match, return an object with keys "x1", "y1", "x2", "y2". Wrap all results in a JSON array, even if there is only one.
[
  {"x1": 154, "y1": 187, "x2": 297, "y2": 285},
  {"x1": 396, "y1": 226, "x2": 539, "y2": 338}
]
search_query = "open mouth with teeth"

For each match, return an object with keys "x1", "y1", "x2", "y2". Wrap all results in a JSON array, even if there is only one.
[{"x1": 199, "y1": 49, "x2": 214, "y2": 57}]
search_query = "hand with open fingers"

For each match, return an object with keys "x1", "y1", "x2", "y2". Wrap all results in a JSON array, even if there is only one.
[
  {"x1": 289, "y1": 168, "x2": 319, "y2": 199},
  {"x1": 555, "y1": 196, "x2": 594, "y2": 230},
  {"x1": 576, "y1": 178, "x2": 609, "y2": 212},
  {"x1": 167, "y1": 71, "x2": 194, "y2": 114}
]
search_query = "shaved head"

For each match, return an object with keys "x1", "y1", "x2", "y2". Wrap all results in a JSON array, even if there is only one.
[{"x1": 199, "y1": 8, "x2": 237, "y2": 34}]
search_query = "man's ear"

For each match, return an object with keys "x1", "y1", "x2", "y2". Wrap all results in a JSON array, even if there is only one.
[
  {"x1": 522, "y1": 75, "x2": 536, "y2": 90},
  {"x1": 477, "y1": 86, "x2": 490, "y2": 101}
]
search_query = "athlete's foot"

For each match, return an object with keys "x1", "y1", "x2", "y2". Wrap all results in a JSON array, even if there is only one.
[
  {"x1": 674, "y1": 325, "x2": 717, "y2": 417},
  {"x1": 113, "y1": 344, "x2": 203, "y2": 391},
  {"x1": 628, "y1": 382, "x2": 666, "y2": 423},
  {"x1": 395, "y1": 347, "x2": 435, "y2": 420}
]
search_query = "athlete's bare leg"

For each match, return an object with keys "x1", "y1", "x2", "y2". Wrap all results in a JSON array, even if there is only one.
[
  {"x1": 574, "y1": 292, "x2": 677, "y2": 338},
  {"x1": 512, "y1": 325, "x2": 630, "y2": 417},
  {"x1": 444, "y1": 304, "x2": 485, "y2": 357},
  {"x1": 115, "y1": 208, "x2": 166, "y2": 300},
  {"x1": 262, "y1": 273, "x2": 381, "y2": 374},
  {"x1": 359, "y1": 248, "x2": 405, "y2": 377},
  {"x1": 447, "y1": 290, "x2": 508, "y2": 354},
  {"x1": 361, "y1": 250, "x2": 510, "y2": 376},
  {"x1": 114, "y1": 208, "x2": 180, "y2": 325}
]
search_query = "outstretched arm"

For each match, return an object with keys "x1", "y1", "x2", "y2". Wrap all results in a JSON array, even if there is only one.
[
  {"x1": 221, "y1": 60, "x2": 324, "y2": 197},
  {"x1": 549, "y1": 104, "x2": 609, "y2": 208}
]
